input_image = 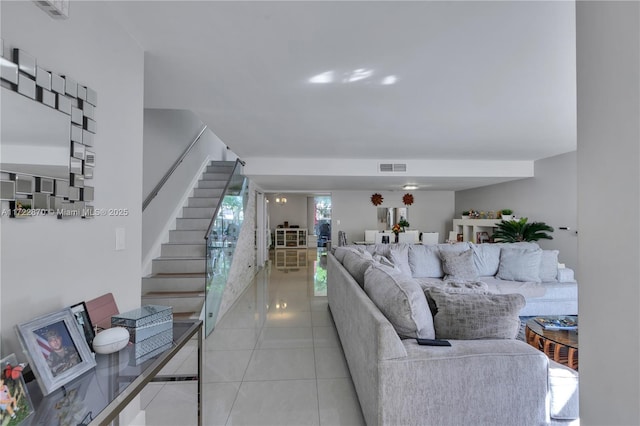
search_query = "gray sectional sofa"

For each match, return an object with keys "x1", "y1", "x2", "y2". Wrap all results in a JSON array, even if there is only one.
[{"x1": 327, "y1": 242, "x2": 579, "y2": 426}]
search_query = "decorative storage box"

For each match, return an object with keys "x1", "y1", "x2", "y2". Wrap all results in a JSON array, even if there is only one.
[
  {"x1": 128, "y1": 329, "x2": 173, "y2": 365},
  {"x1": 111, "y1": 305, "x2": 173, "y2": 343}
]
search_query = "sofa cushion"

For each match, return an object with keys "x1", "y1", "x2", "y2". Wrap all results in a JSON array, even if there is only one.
[
  {"x1": 470, "y1": 243, "x2": 501, "y2": 276},
  {"x1": 426, "y1": 288, "x2": 525, "y2": 339},
  {"x1": 539, "y1": 250, "x2": 559, "y2": 282},
  {"x1": 388, "y1": 244, "x2": 412, "y2": 276},
  {"x1": 334, "y1": 246, "x2": 365, "y2": 263},
  {"x1": 439, "y1": 249, "x2": 479, "y2": 281},
  {"x1": 423, "y1": 281, "x2": 490, "y2": 315},
  {"x1": 343, "y1": 250, "x2": 374, "y2": 288},
  {"x1": 408, "y1": 244, "x2": 443, "y2": 278},
  {"x1": 497, "y1": 247, "x2": 543, "y2": 283},
  {"x1": 364, "y1": 264, "x2": 435, "y2": 339}
]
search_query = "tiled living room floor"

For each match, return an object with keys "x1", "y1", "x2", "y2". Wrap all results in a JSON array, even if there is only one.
[{"x1": 141, "y1": 248, "x2": 366, "y2": 425}]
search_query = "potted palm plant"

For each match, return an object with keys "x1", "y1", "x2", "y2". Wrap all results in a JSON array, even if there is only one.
[{"x1": 492, "y1": 217, "x2": 554, "y2": 242}]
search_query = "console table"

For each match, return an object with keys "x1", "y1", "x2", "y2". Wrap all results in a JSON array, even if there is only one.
[{"x1": 25, "y1": 320, "x2": 203, "y2": 425}]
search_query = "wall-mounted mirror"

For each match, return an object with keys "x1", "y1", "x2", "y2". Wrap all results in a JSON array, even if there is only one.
[
  {"x1": 1, "y1": 87, "x2": 70, "y2": 179},
  {"x1": 377, "y1": 207, "x2": 409, "y2": 230},
  {"x1": 0, "y1": 44, "x2": 97, "y2": 218}
]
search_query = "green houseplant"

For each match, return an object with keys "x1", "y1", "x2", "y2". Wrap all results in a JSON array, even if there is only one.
[
  {"x1": 492, "y1": 217, "x2": 554, "y2": 242},
  {"x1": 500, "y1": 209, "x2": 514, "y2": 220}
]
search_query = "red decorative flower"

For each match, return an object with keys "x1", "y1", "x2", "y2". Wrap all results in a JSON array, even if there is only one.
[
  {"x1": 371, "y1": 193, "x2": 384, "y2": 206},
  {"x1": 402, "y1": 193, "x2": 414, "y2": 206}
]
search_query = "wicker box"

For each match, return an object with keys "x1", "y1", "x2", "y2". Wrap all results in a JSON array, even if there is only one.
[{"x1": 111, "y1": 305, "x2": 173, "y2": 343}]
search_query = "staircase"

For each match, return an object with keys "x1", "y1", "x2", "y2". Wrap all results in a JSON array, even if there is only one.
[{"x1": 141, "y1": 161, "x2": 236, "y2": 320}]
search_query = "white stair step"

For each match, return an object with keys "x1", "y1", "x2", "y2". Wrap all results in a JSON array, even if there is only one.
[
  {"x1": 207, "y1": 162, "x2": 235, "y2": 172},
  {"x1": 176, "y1": 218, "x2": 211, "y2": 230},
  {"x1": 161, "y1": 243, "x2": 206, "y2": 257},
  {"x1": 169, "y1": 230, "x2": 207, "y2": 244},
  {"x1": 142, "y1": 274, "x2": 204, "y2": 293},
  {"x1": 201, "y1": 172, "x2": 233, "y2": 181},
  {"x1": 193, "y1": 188, "x2": 225, "y2": 198},
  {"x1": 198, "y1": 180, "x2": 228, "y2": 189},
  {"x1": 182, "y1": 206, "x2": 216, "y2": 218},
  {"x1": 187, "y1": 198, "x2": 220, "y2": 208},
  {"x1": 152, "y1": 257, "x2": 205, "y2": 274},
  {"x1": 141, "y1": 293, "x2": 204, "y2": 316}
]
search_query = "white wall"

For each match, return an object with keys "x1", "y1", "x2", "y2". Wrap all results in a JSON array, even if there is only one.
[
  {"x1": 577, "y1": 2, "x2": 639, "y2": 424},
  {"x1": 0, "y1": 2, "x2": 144, "y2": 358},
  {"x1": 267, "y1": 194, "x2": 308, "y2": 231},
  {"x1": 331, "y1": 190, "x2": 455, "y2": 244},
  {"x1": 455, "y1": 152, "x2": 578, "y2": 271},
  {"x1": 142, "y1": 109, "x2": 227, "y2": 270}
]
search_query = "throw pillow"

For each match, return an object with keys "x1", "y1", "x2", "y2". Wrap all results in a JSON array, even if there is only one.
[
  {"x1": 497, "y1": 247, "x2": 543, "y2": 283},
  {"x1": 539, "y1": 250, "x2": 559, "y2": 282},
  {"x1": 423, "y1": 280, "x2": 490, "y2": 315},
  {"x1": 373, "y1": 254, "x2": 398, "y2": 270},
  {"x1": 388, "y1": 243, "x2": 412, "y2": 276},
  {"x1": 408, "y1": 245, "x2": 443, "y2": 278},
  {"x1": 439, "y1": 249, "x2": 479, "y2": 281},
  {"x1": 469, "y1": 243, "x2": 501, "y2": 276},
  {"x1": 342, "y1": 250, "x2": 374, "y2": 288},
  {"x1": 364, "y1": 264, "x2": 435, "y2": 339},
  {"x1": 333, "y1": 246, "x2": 366, "y2": 263},
  {"x1": 426, "y1": 288, "x2": 525, "y2": 339}
]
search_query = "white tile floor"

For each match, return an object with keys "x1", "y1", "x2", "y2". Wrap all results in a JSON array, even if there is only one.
[{"x1": 141, "y1": 248, "x2": 365, "y2": 426}]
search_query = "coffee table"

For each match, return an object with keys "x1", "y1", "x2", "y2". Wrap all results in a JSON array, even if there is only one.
[{"x1": 525, "y1": 317, "x2": 578, "y2": 370}]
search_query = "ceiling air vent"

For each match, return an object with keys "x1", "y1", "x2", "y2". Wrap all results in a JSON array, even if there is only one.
[
  {"x1": 33, "y1": 0, "x2": 69, "y2": 19},
  {"x1": 379, "y1": 163, "x2": 407, "y2": 173}
]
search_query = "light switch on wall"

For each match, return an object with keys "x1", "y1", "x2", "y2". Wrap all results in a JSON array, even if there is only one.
[{"x1": 115, "y1": 227, "x2": 125, "y2": 251}]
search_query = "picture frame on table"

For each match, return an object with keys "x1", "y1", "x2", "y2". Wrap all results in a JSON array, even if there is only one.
[
  {"x1": 70, "y1": 302, "x2": 96, "y2": 352},
  {"x1": 15, "y1": 308, "x2": 96, "y2": 396},
  {"x1": 0, "y1": 353, "x2": 35, "y2": 425}
]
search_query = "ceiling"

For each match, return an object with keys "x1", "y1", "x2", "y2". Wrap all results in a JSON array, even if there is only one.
[{"x1": 107, "y1": 1, "x2": 577, "y2": 193}]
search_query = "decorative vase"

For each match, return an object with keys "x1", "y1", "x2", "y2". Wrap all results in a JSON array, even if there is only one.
[
  {"x1": 501, "y1": 215, "x2": 513, "y2": 221},
  {"x1": 394, "y1": 233, "x2": 399, "y2": 243},
  {"x1": 461, "y1": 215, "x2": 469, "y2": 219}
]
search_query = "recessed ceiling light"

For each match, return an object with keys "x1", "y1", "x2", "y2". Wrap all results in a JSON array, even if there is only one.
[
  {"x1": 382, "y1": 75, "x2": 397, "y2": 85},
  {"x1": 309, "y1": 71, "x2": 334, "y2": 84},
  {"x1": 403, "y1": 184, "x2": 418, "y2": 190}
]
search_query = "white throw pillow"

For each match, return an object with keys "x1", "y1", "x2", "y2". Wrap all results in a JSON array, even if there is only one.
[
  {"x1": 470, "y1": 243, "x2": 501, "y2": 276},
  {"x1": 364, "y1": 263, "x2": 435, "y2": 339},
  {"x1": 388, "y1": 243, "x2": 412, "y2": 276},
  {"x1": 408, "y1": 244, "x2": 444, "y2": 278},
  {"x1": 539, "y1": 250, "x2": 559, "y2": 282},
  {"x1": 497, "y1": 247, "x2": 543, "y2": 283}
]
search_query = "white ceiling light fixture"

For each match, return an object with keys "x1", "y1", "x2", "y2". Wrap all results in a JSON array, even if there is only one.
[
  {"x1": 403, "y1": 184, "x2": 419, "y2": 190},
  {"x1": 275, "y1": 195, "x2": 287, "y2": 205}
]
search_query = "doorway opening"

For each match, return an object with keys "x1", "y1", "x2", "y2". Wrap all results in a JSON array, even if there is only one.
[{"x1": 314, "y1": 196, "x2": 331, "y2": 248}]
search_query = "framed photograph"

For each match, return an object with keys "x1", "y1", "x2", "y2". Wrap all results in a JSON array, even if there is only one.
[
  {"x1": 0, "y1": 353, "x2": 35, "y2": 425},
  {"x1": 15, "y1": 308, "x2": 96, "y2": 396},
  {"x1": 70, "y1": 302, "x2": 96, "y2": 352}
]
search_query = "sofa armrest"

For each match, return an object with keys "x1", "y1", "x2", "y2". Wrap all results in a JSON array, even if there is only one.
[
  {"x1": 557, "y1": 267, "x2": 575, "y2": 282},
  {"x1": 377, "y1": 339, "x2": 550, "y2": 425}
]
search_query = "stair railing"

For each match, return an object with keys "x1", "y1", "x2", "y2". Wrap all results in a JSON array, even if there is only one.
[
  {"x1": 203, "y1": 158, "x2": 247, "y2": 335},
  {"x1": 142, "y1": 125, "x2": 208, "y2": 212}
]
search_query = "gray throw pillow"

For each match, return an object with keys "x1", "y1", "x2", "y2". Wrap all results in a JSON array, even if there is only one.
[
  {"x1": 539, "y1": 250, "x2": 559, "y2": 282},
  {"x1": 439, "y1": 249, "x2": 479, "y2": 281},
  {"x1": 342, "y1": 250, "x2": 374, "y2": 288},
  {"x1": 388, "y1": 243, "x2": 412, "y2": 276},
  {"x1": 364, "y1": 264, "x2": 435, "y2": 339},
  {"x1": 427, "y1": 288, "x2": 525, "y2": 339},
  {"x1": 423, "y1": 280, "x2": 490, "y2": 316},
  {"x1": 497, "y1": 247, "x2": 543, "y2": 282},
  {"x1": 334, "y1": 246, "x2": 366, "y2": 263},
  {"x1": 408, "y1": 245, "x2": 443, "y2": 278},
  {"x1": 470, "y1": 243, "x2": 501, "y2": 276}
]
